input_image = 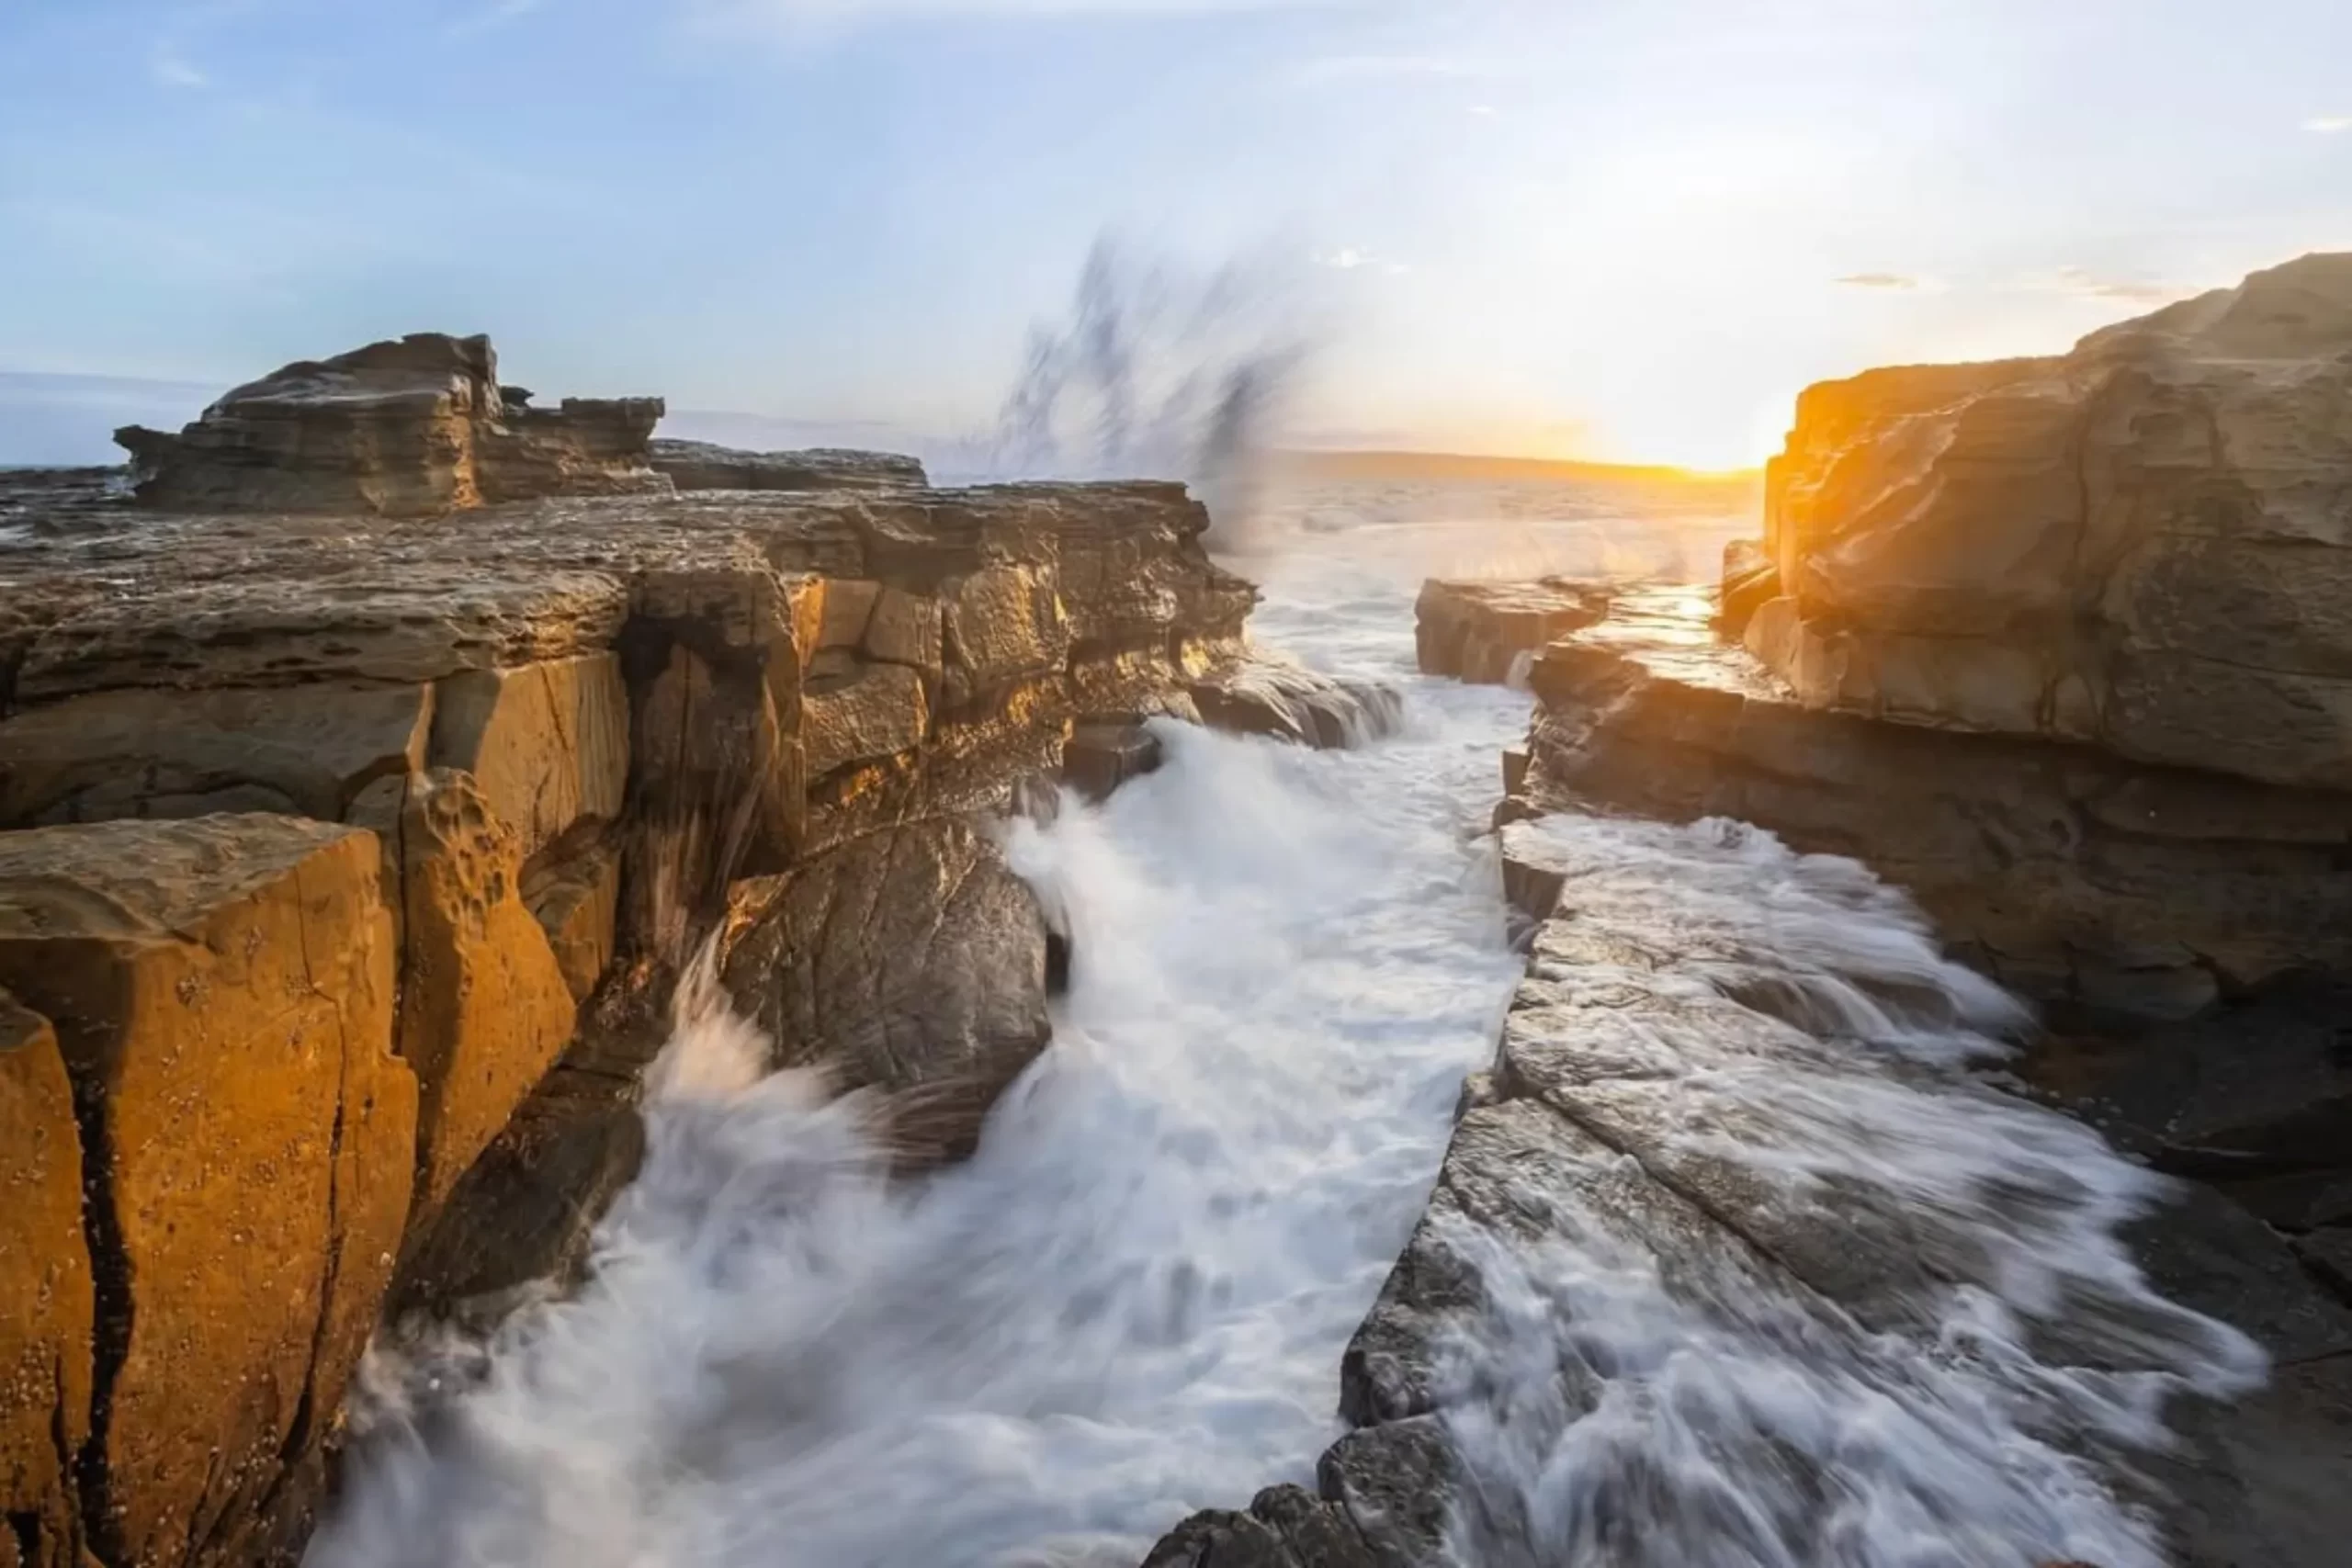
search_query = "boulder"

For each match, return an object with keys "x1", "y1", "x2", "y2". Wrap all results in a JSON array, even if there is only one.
[
  {"x1": 114, "y1": 333, "x2": 665, "y2": 516},
  {"x1": 1413, "y1": 577, "x2": 1611, "y2": 685},
  {"x1": 647, "y1": 438, "x2": 927, "y2": 492},
  {"x1": 802, "y1": 659, "x2": 931, "y2": 779},
  {"x1": 348, "y1": 769, "x2": 577, "y2": 1217},
  {"x1": 0, "y1": 989, "x2": 95, "y2": 1568},
  {"x1": 1746, "y1": 252, "x2": 2352, "y2": 791},
  {"x1": 719, "y1": 818, "x2": 1050, "y2": 1160},
  {"x1": 0, "y1": 816, "x2": 416, "y2": 1568}
]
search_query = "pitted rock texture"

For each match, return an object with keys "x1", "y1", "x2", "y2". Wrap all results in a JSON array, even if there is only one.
[
  {"x1": 1414, "y1": 577, "x2": 1611, "y2": 685},
  {"x1": 648, "y1": 439, "x2": 926, "y2": 492},
  {"x1": 0, "y1": 817, "x2": 417, "y2": 1568},
  {"x1": 114, "y1": 333, "x2": 666, "y2": 517},
  {"x1": 1746, "y1": 252, "x2": 2352, "y2": 791}
]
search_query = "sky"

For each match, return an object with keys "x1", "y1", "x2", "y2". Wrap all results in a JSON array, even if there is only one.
[{"x1": 1, "y1": 0, "x2": 2348, "y2": 470}]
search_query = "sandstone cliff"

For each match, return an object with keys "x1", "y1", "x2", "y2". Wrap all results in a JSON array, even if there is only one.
[
  {"x1": 0, "y1": 333, "x2": 1367, "y2": 1566},
  {"x1": 1488, "y1": 254, "x2": 2352, "y2": 1023},
  {"x1": 1742, "y1": 252, "x2": 2352, "y2": 790}
]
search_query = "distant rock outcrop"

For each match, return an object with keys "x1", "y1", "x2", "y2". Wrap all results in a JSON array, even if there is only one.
[
  {"x1": 114, "y1": 333, "x2": 667, "y2": 515},
  {"x1": 1414, "y1": 577, "x2": 1612, "y2": 685},
  {"x1": 648, "y1": 437, "x2": 926, "y2": 492}
]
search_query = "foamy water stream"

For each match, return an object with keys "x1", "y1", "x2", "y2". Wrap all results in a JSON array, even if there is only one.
[{"x1": 311, "y1": 485, "x2": 2257, "y2": 1568}]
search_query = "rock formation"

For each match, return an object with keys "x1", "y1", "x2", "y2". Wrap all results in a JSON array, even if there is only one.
[
  {"x1": 1500, "y1": 254, "x2": 2352, "y2": 1024},
  {"x1": 0, "y1": 332, "x2": 1370, "y2": 1565},
  {"x1": 648, "y1": 438, "x2": 927, "y2": 492},
  {"x1": 114, "y1": 333, "x2": 666, "y2": 516},
  {"x1": 1414, "y1": 577, "x2": 1611, "y2": 685}
]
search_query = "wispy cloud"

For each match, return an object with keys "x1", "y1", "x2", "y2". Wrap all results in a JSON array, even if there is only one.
[
  {"x1": 1467, "y1": 103, "x2": 1498, "y2": 118},
  {"x1": 2306, "y1": 115, "x2": 2352, "y2": 133},
  {"x1": 2048, "y1": 265, "x2": 2181, "y2": 303},
  {"x1": 1834, "y1": 271, "x2": 1919, "y2": 290},
  {"x1": 151, "y1": 48, "x2": 208, "y2": 90}
]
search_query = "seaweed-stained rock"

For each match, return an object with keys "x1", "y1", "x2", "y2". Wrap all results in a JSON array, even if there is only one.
[
  {"x1": 351, "y1": 769, "x2": 575, "y2": 1215},
  {"x1": 0, "y1": 816, "x2": 416, "y2": 1568},
  {"x1": 114, "y1": 333, "x2": 664, "y2": 516},
  {"x1": 1192, "y1": 659, "x2": 1403, "y2": 750},
  {"x1": 719, "y1": 818, "x2": 1050, "y2": 1159},
  {"x1": 1414, "y1": 577, "x2": 1611, "y2": 685},
  {"x1": 648, "y1": 439, "x2": 926, "y2": 492},
  {"x1": 1747, "y1": 252, "x2": 2352, "y2": 790},
  {"x1": 0, "y1": 682, "x2": 435, "y2": 828},
  {"x1": 0, "y1": 989, "x2": 94, "y2": 1568},
  {"x1": 428, "y1": 652, "x2": 629, "y2": 862}
]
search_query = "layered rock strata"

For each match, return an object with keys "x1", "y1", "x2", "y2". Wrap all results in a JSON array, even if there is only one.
[
  {"x1": 0, "y1": 329, "x2": 1362, "y2": 1564},
  {"x1": 648, "y1": 438, "x2": 927, "y2": 492},
  {"x1": 114, "y1": 333, "x2": 666, "y2": 516},
  {"x1": 1740, "y1": 252, "x2": 2352, "y2": 789}
]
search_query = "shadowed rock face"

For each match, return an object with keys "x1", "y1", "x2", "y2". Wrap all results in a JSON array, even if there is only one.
[
  {"x1": 114, "y1": 333, "x2": 667, "y2": 516},
  {"x1": 1747, "y1": 252, "x2": 2352, "y2": 792}
]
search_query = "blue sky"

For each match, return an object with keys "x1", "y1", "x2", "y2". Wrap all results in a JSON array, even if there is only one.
[{"x1": 2, "y1": 0, "x2": 2348, "y2": 468}]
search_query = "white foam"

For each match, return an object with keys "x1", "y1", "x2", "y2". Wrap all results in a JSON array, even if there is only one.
[{"x1": 313, "y1": 487, "x2": 2257, "y2": 1568}]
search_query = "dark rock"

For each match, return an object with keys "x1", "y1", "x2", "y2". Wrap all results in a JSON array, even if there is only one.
[
  {"x1": 2120, "y1": 1180, "x2": 2352, "y2": 1365},
  {"x1": 1064, "y1": 716, "x2": 1163, "y2": 801},
  {"x1": 2294, "y1": 1229, "x2": 2352, "y2": 1301},
  {"x1": 2057, "y1": 976, "x2": 2352, "y2": 1177},
  {"x1": 718, "y1": 818, "x2": 1050, "y2": 1162},
  {"x1": 648, "y1": 437, "x2": 927, "y2": 492}
]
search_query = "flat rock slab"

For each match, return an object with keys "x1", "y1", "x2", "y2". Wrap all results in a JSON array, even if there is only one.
[{"x1": 1414, "y1": 577, "x2": 1611, "y2": 685}]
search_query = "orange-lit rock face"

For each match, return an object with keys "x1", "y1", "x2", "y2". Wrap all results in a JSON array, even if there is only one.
[
  {"x1": 1749, "y1": 252, "x2": 2352, "y2": 791},
  {"x1": 0, "y1": 818, "x2": 416, "y2": 1568}
]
